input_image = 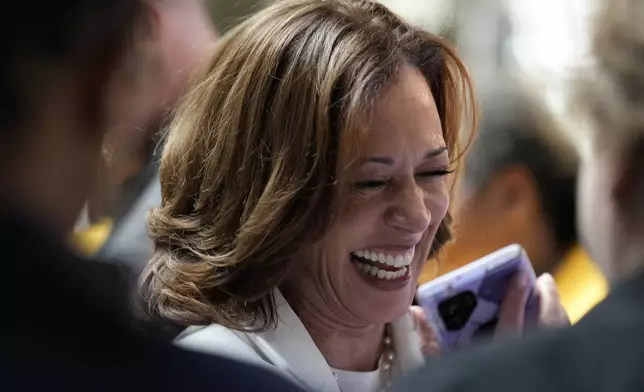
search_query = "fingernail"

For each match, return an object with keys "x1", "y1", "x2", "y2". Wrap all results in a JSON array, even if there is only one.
[{"x1": 540, "y1": 273, "x2": 554, "y2": 283}]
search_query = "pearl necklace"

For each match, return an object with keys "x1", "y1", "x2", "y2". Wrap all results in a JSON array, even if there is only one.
[{"x1": 332, "y1": 324, "x2": 395, "y2": 392}]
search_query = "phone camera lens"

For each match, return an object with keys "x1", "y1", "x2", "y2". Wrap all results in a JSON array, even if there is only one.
[{"x1": 438, "y1": 291, "x2": 478, "y2": 331}]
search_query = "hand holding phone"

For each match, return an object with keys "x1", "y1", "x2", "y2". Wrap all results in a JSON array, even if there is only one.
[{"x1": 416, "y1": 244, "x2": 539, "y2": 353}]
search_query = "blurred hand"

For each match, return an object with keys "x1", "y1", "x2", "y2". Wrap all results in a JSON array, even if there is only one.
[
  {"x1": 409, "y1": 306, "x2": 441, "y2": 357},
  {"x1": 534, "y1": 273, "x2": 571, "y2": 329},
  {"x1": 410, "y1": 273, "x2": 569, "y2": 356},
  {"x1": 495, "y1": 272, "x2": 570, "y2": 338}
]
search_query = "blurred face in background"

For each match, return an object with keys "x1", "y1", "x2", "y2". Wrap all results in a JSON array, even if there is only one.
[
  {"x1": 419, "y1": 89, "x2": 579, "y2": 282},
  {"x1": 431, "y1": 168, "x2": 557, "y2": 279},
  {"x1": 575, "y1": 0, "x2": 644, "y2": 282},
  {"x1": 577, "y1": 137, "x2": 644, "y2": 282},
  {"x1": 103, "y1": 0, "x2": 218, "y2": 174},
  {"x1": 1, "y1": 1, "x2": 155, "y2": 232},
  {"x1": 155, "y1": 0, "x2": 218, "y2": 109}
]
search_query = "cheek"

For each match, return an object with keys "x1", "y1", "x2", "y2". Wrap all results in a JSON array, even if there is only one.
[
  {"x1": 427, "y1": 185, "x2": 450, "y2": 227},
  {"x1": 337, "y1": 197, "x2": 385, "y2": 231},
  {"x1": 295, "y1": 240, "x2": 338, "y2": 289},
  {"x1": 317, "y1": 202, "x2": 378, "y2": 261},
  {"x1": 415, "y1": 186, "x2": 451, "y2": 264}
]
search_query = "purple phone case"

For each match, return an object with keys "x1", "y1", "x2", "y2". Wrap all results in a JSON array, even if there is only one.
[{"x1": 416, "y1": 244, "x2": 539, "y2": 353}]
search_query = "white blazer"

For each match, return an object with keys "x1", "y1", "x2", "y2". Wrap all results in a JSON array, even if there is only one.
[{"x1": 176, "y1": 291, "x2": 425, "y2": 392}]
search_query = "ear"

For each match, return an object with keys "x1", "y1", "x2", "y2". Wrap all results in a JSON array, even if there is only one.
[
  {"x1": 486, "y1": 165, "x2": 540, "y2": 219},
  {"x1": 143, "y1": 0, "x2": 162, "y2": 39}
]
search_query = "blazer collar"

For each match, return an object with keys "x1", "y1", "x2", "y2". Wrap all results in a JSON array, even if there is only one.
[{"x1": 249, "y1": 290, "x2": 425, "y2": 392}]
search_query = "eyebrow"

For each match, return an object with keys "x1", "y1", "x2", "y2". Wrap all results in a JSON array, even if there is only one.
[{"x1": 364, "y1": 147, "x2": 448, "y2": 165}]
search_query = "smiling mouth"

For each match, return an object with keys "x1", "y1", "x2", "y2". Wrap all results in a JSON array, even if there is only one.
[{"x1": 349, "y1": 248, "x2": 414, "y2": 280}]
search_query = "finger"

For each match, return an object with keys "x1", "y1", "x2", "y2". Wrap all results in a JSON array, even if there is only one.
[
  {"x1": 495, "y1": 271, "x2": 531, "y2": 338},
  {"x1": 409, "y1": 306, "x2": 435, "y2": 339},
  {"x1": 409, "y1": 306, "x2": 442, "y2": 357},
  {"x1": 535, "y1": 273, "x2": 558, "y2": 315},
  {"x1": 422, "y1": 340, "x2": 442, "y2": 357},
  {"x1": 536, "y1": 273, "x2": 571, "y2": 328}
]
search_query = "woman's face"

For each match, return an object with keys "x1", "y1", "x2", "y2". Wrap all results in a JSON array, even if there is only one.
[
  {"x1": 297, "y1": 65, "x2": 450, "y2": 324},
  {"x1": 577, "y1": 141, "x2": 644, "y2": 281}
]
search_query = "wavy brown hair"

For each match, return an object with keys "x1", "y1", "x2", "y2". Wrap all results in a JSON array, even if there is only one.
[{"x1": 139, "y1": 0, "x2": 477, "y2": 331}]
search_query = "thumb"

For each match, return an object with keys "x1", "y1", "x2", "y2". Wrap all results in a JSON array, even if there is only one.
[
  {"x1": 536, "y1": 273, "x2": 571, "y2": 328},
  {"x1": 495, "y1": 271, "x2": 531, "y2": 339}
]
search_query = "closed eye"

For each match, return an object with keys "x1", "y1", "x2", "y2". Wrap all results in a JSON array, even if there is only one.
[
  {"x1": 355, "y1": 170, "x2": 453, "y2": 189},
  {"x1": 417, "y1": 169, "x2": 454, "y2": 178},
  {"x1": 354, "y1": 179, "x2": 390, "y2": 189}
]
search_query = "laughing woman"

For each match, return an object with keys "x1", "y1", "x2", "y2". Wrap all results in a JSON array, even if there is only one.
[{"x1": 139, "y1": 1, "x2": 567, "y2": 391}]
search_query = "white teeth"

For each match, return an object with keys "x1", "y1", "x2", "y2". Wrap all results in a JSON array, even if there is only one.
[
  {"x1": 351, "y1": 248, "x2": 414, "y2": 267},
  {"x1": 350, "y1": 247, "x2": 415, "y2": 280},
  {"x1": 353, "y1": 260, "x2": 409, "y2": 280}
]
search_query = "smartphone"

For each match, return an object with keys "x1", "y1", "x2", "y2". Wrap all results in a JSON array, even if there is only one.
[{"x1": 416, "y1": 244, "x2": 539, "y2": 353}]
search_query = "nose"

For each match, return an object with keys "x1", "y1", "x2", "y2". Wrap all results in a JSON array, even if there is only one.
[{"x1": 385, "y1": 183, "x2": 431, "y2": 234}]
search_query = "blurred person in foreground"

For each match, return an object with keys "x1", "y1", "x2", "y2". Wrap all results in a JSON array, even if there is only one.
[
  {"x1": 139, "y1": 1, "x2": 568, "y2": 391},
  {"x1": 0, "y1": 1, "x2": 302, "y2": 390},
  {"x1": 396, "y1": 1, "x2": 644, "y2": 391},
  {"x1": 73, "y1": 0, "x2": 218, "y2": 262},
  {"x1": 420, "y1": 84, "x2": 607, "y2": 323}
]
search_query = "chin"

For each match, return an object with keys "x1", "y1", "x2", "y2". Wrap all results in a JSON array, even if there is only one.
[{"x1": 347, "y1": 257, "x2": 420, "y2": 323}]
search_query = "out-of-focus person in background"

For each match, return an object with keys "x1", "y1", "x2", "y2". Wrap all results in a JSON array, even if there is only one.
[
  {"x1": 73, "y1": 0, "x2": 218, "y2": 266},
  {"x1": 0, "y1": 0, "x2": 303, "y2": 390},
  {"x1": 139, "y1": 1, "x2": 568, "y2": 391},
  {"x1": 420, "y1": 84, "x2": 608, "y2": 323},
  {"x1": 396, "y1": 0, "x2": 644, "y2": 390}
]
